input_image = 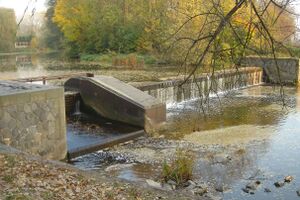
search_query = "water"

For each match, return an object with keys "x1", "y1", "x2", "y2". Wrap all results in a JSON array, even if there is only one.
[
  {"x1": 66, "y1": 113, "x2": 140, "y2": 153},
  {"x1": 2, "y1": 53, "x2": 300, "y2": 198},
  {"x1": 0, "y1": 53, "x2": 182, "y2": 83},
  {"x1": 73, "y1": 100, "x2": 82, "y2": 116},
  {"x1": 76, "y1": 85, "x2": 300, "y2": 199}
]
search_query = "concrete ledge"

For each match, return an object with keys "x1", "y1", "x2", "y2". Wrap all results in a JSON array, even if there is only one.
[
  {"x1": 65, "y1": 76, "x2": 166, "y2": 130},
  {"x1": 242, "y1": 57, "x2": 300, "y2": 84},
  {"x1": 67, "y1": 130, "x2": 145, "y2": 159}
]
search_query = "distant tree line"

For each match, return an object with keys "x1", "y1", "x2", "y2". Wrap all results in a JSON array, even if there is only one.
[{"x1": 43, "y1": 0, "x2": 297, "y2": 62}]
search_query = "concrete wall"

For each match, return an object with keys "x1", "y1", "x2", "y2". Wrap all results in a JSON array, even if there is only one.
[
  {"x1": 241, "y1": 57, "x2": 300, "y2": 84},
  {"x1": 65, "y1": 76, "x2": 166, "y2": 132},
  {"x1": 133, "y1": 67, "x2": 263, "y2": 104},
  {"x1": 0, "y1": 81, "x2": 67, "y2": 160}
]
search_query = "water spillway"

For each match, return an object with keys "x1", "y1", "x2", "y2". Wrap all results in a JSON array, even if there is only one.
[
  {"x1": 65, "y1": 76, "x2": 166, "y2": 131},
  {"x1": 134, "y1": 67, "x2": 263, "y2": 104}
]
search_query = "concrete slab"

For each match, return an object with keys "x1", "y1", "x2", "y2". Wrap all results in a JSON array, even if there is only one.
[{"x1": 65, "y1": 76, "x2": 166, "y2": 131}]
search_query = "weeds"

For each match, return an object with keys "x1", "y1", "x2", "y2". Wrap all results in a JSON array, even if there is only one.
[{"x1": 161, "y1": 149, "x2": 195, "y2": 187}]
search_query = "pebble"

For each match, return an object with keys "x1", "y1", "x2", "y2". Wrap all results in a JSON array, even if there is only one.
[
  {"x1": 215, "y1": 184, "x2": 227, "y2": 192},
  {"x1": 246, "y1": 181, "x2": 260, "y2": 190},
  {"x1": 284, "y1": 176, "x2": 293, "y2": 183},
  {"x1": 296, "y1": 189, "x2": 300, "y2": 197},
  {"x1": 192, "y1": 187, "x2": 208, "y2": 196},
  {"x1": 146, "y1": 179, "x2": 162, "y2": 190},
  {"x1": 264, "y1": 188, "x2": 271, "y2": 193},
  {"x1": 274, "y1": 181, "x2": 285, "y2": 188},
  {"x1": 167, "y1": 180, "x2": 176, "y2": 186}
]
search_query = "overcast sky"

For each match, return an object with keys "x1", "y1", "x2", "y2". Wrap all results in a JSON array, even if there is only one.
[{"x1": 0, "y1": 0, "x2": 46, "y2": 17}]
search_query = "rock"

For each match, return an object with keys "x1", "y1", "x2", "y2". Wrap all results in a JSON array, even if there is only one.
[
  {"x1": 242, "y1": 188, "x2": 250, "y2": 193},
  {"x1": 167, "y1": 180, "x2": 177, "y2": 186},
  {"x1": 104, "y1": 164, "x2": 134, "y2": 172},
  {"x1": 185, "y1": 180, "x2": 196, "y2": 190},
  {"x1": 188, "y1": 180, "x2": 196, "y2": 186},
  {"x1": 215, "y1": 184, "x2": 227, "y2": 192},
  {"x1": 246, "y1": 181, "x2": 261, "y2": 190},
  {"x1": 284, "y1": 176, "x2": 293, "y2": 183},
  {"x1": 274, "y1": 181, "x2": 285, "y2": 188},
  {"x1": 204, "y1": 194, "x2": 222, "y2": 200},
  {"x1": 192, "y1": 187, "x2": 208, "y2": 196},
  {"x1": 146, "y1": 179, "x2": 162, "y2": 190},
  {"x1": 296, "y1": 189, "x2": 300, "y2": 197},
  {"x1": 264, "y1": 188, "x2": 271, "y2": 193},
  {"x1": 162, "y1": 183, "x2": 173, "y2": 191}
]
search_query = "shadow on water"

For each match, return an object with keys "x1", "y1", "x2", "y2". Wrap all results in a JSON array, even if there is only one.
[{"x1": 67, "y1": 110, "x2": 140, "y2": 151}]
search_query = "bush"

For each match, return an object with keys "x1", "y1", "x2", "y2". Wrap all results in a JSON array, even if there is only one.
[{"x1": 161, "y1": 149, "x2": 195, "y2": 186}]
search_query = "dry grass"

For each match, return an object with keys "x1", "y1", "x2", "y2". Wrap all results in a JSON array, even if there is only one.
[{"x1": 161, "y1": 149, "x2": 195, "y2": 187}]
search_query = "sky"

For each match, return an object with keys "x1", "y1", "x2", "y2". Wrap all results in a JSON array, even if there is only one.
[{"x1": 0, "y1": 0, "x2": 46, "y2": 17}]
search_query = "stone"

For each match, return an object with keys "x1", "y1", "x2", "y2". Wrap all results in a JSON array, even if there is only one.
[
  {"x1": 274, "y1": 181, "x2": 285, "y2": 188},
  {"x1": 187, "y1": 180, "x2": 196, "y2": 187},
  {"x1": 0, "y1": 81, "x2": 67, "y2": 160},
  {"x1": 284, "y1": 176, "x2": 293, "y2": 183},
  {"x1": 242, "y1": 187, "x2": 255, "y2": 195},
  {"x1": 192, "y1": 187, "x2": 208, "y2": 196},
  {"x1": 215, "y1": 184, "x2": 228, "y2": 192},
  {"x1": 146, "y1": 179, "x2": 162, "y2": 190},
  {"x1": 167, "y1": 180, "x2": 177, "y2": 186},
  {"x1": 242, "y1": 188, "x2": 250, "y2": 194},
  {"x1": 296, "y1": 189, "x2": 300, "y2": 197},
  {"x1": 264, "y1": 188, "x2": 271, "y2": 193},
  {"x1": 245, "y1": 180, "x2": 261, "y2": 191}
]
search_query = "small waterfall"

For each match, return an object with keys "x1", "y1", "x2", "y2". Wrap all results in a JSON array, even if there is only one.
[
  {"x1": 73, "y1": 99, "x2": 82, "y2": 115},
  {"x1": 139, "y1": 67, "x2": 263, "y2": 105}
]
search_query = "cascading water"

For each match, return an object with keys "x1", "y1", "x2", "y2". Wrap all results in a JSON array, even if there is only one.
[
  {"x1": 73, "y1": 99, "x2": 82, "y2": 116},
  {"x1": 139, "y1": 68, "x2": 263, "y2": 107}
]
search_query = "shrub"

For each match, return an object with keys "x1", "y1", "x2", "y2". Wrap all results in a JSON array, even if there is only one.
[{"x1": 161, "y1": 149, "x2": 195, "y2": 186}]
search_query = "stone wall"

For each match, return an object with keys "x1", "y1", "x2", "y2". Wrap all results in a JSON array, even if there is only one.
[
  {"x1": 0, "y1": 81, "x2": 67, "y2": 160},
  {"x1": 241, "y1": 57, "x2": 300, "y2": 84}
]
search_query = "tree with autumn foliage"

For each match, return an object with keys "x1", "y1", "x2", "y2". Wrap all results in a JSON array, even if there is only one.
[{"x1": 51, "y1": 0, "x2": 297, "y2": 63}]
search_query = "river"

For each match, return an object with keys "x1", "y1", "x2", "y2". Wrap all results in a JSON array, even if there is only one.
[{"x1": 1, "y1": 53, "x2": 300, "y2": 199}]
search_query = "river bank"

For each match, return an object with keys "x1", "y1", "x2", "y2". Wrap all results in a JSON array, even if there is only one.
[{"x1": 0, "y1": 144, "x2": 200, "y2": 200}]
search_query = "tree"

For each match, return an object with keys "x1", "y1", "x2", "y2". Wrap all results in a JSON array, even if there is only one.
[
  {"x1": 41, "y1": 0, "x2": 64, "y2": 50},
  {"x1": 0, "y1": 8, "x2": 17, "y2": 52}
]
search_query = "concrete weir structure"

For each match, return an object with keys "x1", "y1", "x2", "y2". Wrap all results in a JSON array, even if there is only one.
[
  {"x1": 242, "y1": 57, "x2": 300, "y2": 84},
  {"x1": 65, "y1": 76, "x2": 166, "y2": 131},
  {"x1": 133, "y1": 67, "x2": 263, "y2": 104},
  {"x1": 0, "y1": 81, "x2": 67, "y2": 160}
]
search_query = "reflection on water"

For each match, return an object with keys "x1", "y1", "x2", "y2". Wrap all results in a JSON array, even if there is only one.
[
  {"x1": 0, "y1": 54, "x2": 50, "y2": 80},
  {"x1": 161, "y1": 86, "x2": 292, "y2": 140}
]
